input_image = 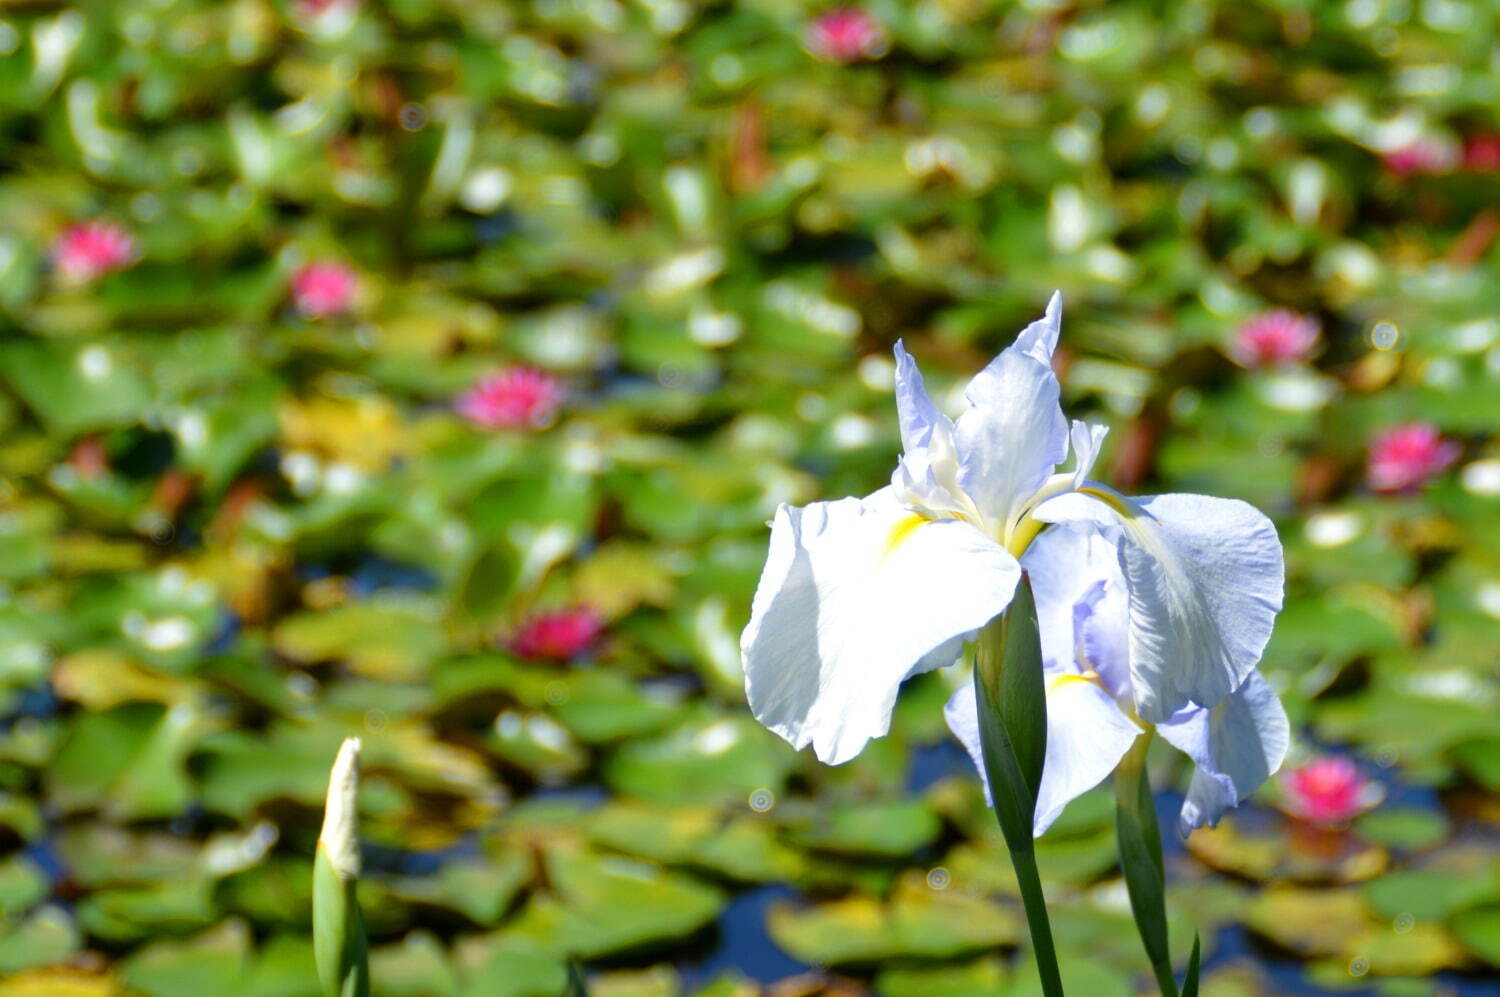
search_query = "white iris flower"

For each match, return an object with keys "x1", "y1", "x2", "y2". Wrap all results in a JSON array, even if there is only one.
[{"x1": 741, "y1": 294, "x2": 1288, "y2": 834}]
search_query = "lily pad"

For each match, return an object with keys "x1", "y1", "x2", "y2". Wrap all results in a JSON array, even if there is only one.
[
  {"x1": 504, "y1": 845, "x2": 726, "y2": 959},
  {"x1": 603, "y1": 710, "x2": 797, "y2": 805},
  {"x1": 786, "y1": 799, "x2": 943, "y2": 858},
  {"x1": 119, "y1": 919, "x2": 251, "y2": 996},
  {"x1": 0, "y1": 905, "x2": 80, "y2": 973},
  {"x1": 766, "y1": 872, "x2": 1018, "y2": 966},
  {"x1": 272, "y1": 599, "x2": 447, "y2": 682}
]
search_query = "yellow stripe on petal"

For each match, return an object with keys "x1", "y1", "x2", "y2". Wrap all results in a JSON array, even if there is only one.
[
  {"x1": 1049, "y1": 670, "x2": 1103, "y2": 693},
  {"x1": 883, "y1": 513, "x2": 929, "y2": 560}
]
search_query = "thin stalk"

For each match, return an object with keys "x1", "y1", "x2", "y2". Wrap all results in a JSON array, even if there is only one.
[
  {"x1": 1007, "y1": 838, "x2": 1065, "y2": 997},
  {"x1": 1114, "y1": 732, "x2": 1178, "y2": 997}
]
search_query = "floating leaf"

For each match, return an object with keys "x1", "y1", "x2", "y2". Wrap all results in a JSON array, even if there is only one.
[{"x1": 766, "y1": 872, "x2": 1018, "y2": 965}]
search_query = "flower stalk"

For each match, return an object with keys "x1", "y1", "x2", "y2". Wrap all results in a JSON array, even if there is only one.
[
  {"x1": 1113, "y1": 732, "x2": 1176, "y2": 997},
  {"x1": 1114, "y1": 732, "x2": 1201, "y2": 996},
  {"x1": 314, "y1": 737, "x2": 370, "y2": 997},
  {"x1": 971, "y1": 577, "x2": 1064, "y2": 997}
]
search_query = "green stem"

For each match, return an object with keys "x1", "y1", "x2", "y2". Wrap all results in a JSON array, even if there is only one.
[
  {"x1": 1114, "y1": 732, "x2": 1178, "y2": 997},
  {"x1": 1007, "y1": 839, "x2": 1066, "y2": 997},
  {"x1": 971, "y1": 582, "x2": 1066, "y2": 997}
]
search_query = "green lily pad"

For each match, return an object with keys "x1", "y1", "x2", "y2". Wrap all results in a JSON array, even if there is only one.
[
  {"x1": 0, "y1": 339, "x2": 153, "y2": 435},
  {"x1": 603, "y1": 710, "x2": 796, "y2": 805},
  {"x1": 369, "y1": 930, "x2": 460, "y2": 996},
  {"x1": 272, "y1": 599, "x2": 447, "y2": 681},
  {"x1": 0, "y1": 905, "x2": 80, "y2": 973},
  {"x1": 1450, "y1": 903, "x2": 1500, "y2": 968},
  {"x1": 787, "y1": 799, "x2": 942, "y2": 858},
  {"x1": 504, "y1": 845, "x2": 726, "y2": 960},
  {"x1": 1365, "y1": 869, "x2": 1499, "y2": 924},
  {"x1": 766, "y1": 872, "x2": 1018, "y2": 966},
  {"x1": 241, "y1": 934, "x2": 319, "y2": 997},
  {"x1": 1186, "y1": 819, "x2": 1388, "y2": 884},
  {"x1": 587, "y1": 802, "x2": 805, "y2": 882},
  {"x1": 876, "y1": 955, "x2": 1008, "y2": 997},
  {"x1": 119, "y1": 919, "x2": 251, "y2": 997},
  {"x1": 455, "y1": 935, "x2": 568, "y2": 997},
  {"x1": 1355, "y1": 809, "x2": 1451, "y2": 852},
  {"x1": 389, "y1": 851, "x2": 532, "y2": 926},
  {"x1": 0, "y1": 855, "x2": 49, "y2": 919}
]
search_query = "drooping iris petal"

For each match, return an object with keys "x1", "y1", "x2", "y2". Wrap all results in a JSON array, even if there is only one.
[
  {"x1": 952, "y1": 295, "x2": 1069, "y2": 532},
  {"x1": 1036, "y1": 490, "x2": 1283, "y2": 723},
  {"x1": 1157, "y1": 671, "x2": 1289, "y2": 834},
  {"x1": 1023, "y1": 524, "x2": 1130, "y2": 699},
  {"x1": 743, "y1": 487, "x2": 1021, "y2": 765},
  {"x1": 945, "y1": 671, "x2": 1140, "y2": 836}
]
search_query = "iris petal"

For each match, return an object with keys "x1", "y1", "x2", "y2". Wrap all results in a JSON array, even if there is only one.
[
  {"x1": 945, "y1": 669, "x2": 1140, "y2": 836},
  {"x1": 1035, "y1": 489, "x2": 1284, "y2": 723},
  {"x1": 1023, "y1": 524, "x2": 1131, "y2": 699},
  {"x1": 891, "y1": 341, "x2": 974, "y2": 522},
  {"x1": 743, "y1": 487, "x2": 1021, "y2": 765},
  {"x1": 894, "y1": 339, "x2": 952, "y2": 453},
  {"x1": 952, "y1": 296, "x2": 1070, "y2": 532},
  {"x1": 1158, "y1": 671, "x2": 1290, "y2": 834},
  {"x1": 1068, "y1": 420, "x2": 1109, "y2": 489}
]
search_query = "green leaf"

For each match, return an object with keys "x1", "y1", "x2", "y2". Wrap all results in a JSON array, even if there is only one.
[{"x1": 1180, "y1": 935, "x2": 1201, "y2": 997}]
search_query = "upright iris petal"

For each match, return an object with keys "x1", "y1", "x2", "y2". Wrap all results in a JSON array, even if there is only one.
[{"x1": 952, "y1": 293, "x2": 1070, "y2": 538}]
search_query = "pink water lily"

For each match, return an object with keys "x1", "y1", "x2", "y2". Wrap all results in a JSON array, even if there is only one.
[
  {"x1": 53, "y1": 222, "x2": 137, "y2": 284},
  {"x1": 1277, "y1": 756, "x2": 1383, "y2": 826},
  {"x1": 1367, "y1": 423, "x2": 1460, "y2": 493},
  {"x1": 1383, "y1": 140, "x2": 1454, "y2": 177},
  {"x1": 1231, "y1": 310, "x2": 1320, "y2": 368},
  {"x1": 805, "y1": 7, "x2": 887, "y2": 63},
  {"x1": 456, "y1": 368, "x2": 563, "y2": 430},
  {"x1": 510, "y1": 607, "x2": 603, "y2": 661},
  {"x1": 291, "y1": 262, "x2": 357, "y2": 318}
]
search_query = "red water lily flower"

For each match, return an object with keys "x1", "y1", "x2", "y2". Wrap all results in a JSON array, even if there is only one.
[
  {"x1": 53, "y1": 222, "x2": 137, "y2": 283},
  {"x1": 806, "y1": 7, "x2": 887, "y2": 64},
  {"x1": 1367, "y1": 423, "x2": 1460, "y2": 493},
  {"x1": 509, "y1": 608, "x2": 604, "y2": 661},
  {"x1": 1382, "y1": 140, "x2": 1454, "y2": 177},
  {"x1": 291, "y1": 261, "x2": 357, "y2": 318},
  {"x1": 1231, "y1": 309, "x2": 1320, "y2": 368},
  {"x1": 456, "y1": 368, "x2": 563, "y2": 430},
  {"x1": 1277, "y1": 756, "x2": 1383, "y2": 827}
]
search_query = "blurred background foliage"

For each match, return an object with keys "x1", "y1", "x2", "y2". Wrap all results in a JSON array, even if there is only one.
[{"x1": 0, "y1": 0, "x2": 1498, "y2": 994}]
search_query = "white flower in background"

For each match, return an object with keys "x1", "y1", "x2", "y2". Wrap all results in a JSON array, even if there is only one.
[{"x1": 740, "y1": 293, "x2": 1287, "y2": 830}]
